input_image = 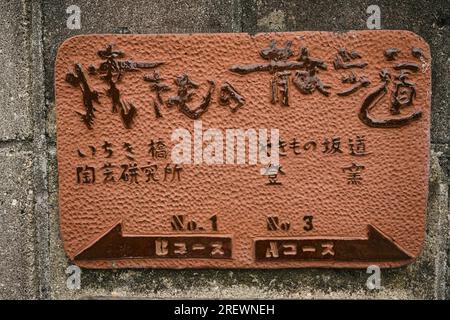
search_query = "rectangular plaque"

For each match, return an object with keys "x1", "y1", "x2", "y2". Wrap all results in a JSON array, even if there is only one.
[{"x1": 55, "y1": 31, "x2": 431, "y2": 268}]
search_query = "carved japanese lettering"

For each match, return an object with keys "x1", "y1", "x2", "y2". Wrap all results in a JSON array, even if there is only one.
[
  {"x1": 167, "y1": 74, "x2": 215, "y2": 119},
  {"x1": 57, "y1": 32, "x2": 430, "y2": 269}
]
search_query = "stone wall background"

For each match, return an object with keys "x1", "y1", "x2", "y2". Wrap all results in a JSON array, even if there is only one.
[{"x1": 0, "y1": 0, "x2": 448, "y2": 299}]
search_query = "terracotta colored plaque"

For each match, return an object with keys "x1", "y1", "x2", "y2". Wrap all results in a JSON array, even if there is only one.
[{"x1": 55, "y1": 31, "x2": 431, "y2": 269}]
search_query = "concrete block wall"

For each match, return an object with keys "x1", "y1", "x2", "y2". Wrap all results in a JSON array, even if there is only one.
[{"x1": 0, "y1": 0, "x2": 448, "y2": 299}]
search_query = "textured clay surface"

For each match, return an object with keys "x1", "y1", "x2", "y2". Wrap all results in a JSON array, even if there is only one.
[{"x1": 55, "y1": 31, "x2": 431, "y2": 269}]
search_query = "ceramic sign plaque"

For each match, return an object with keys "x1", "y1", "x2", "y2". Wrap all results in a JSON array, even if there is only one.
[{"x1": 55, "y1": 31, "x2": 431, "y2": 269}]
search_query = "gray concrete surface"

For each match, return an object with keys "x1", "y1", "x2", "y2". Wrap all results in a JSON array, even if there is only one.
[
  {"x1": 0, "y1": 146, "x2": 35, "y2": 299},
  {"x1": 0, "y1": 0, "x2": 33, "y2": 141},
  {"x1": 0, "y1": 0, "x2": 449, "y2": 299}
]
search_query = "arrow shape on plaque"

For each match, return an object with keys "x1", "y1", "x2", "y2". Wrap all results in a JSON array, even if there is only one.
[
  {"x1": 254, "y1": 224, "x2": 413, "y2": 262},
  {"x1": 73, "y1": 221, "x2": 232, "y2": 261}
]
